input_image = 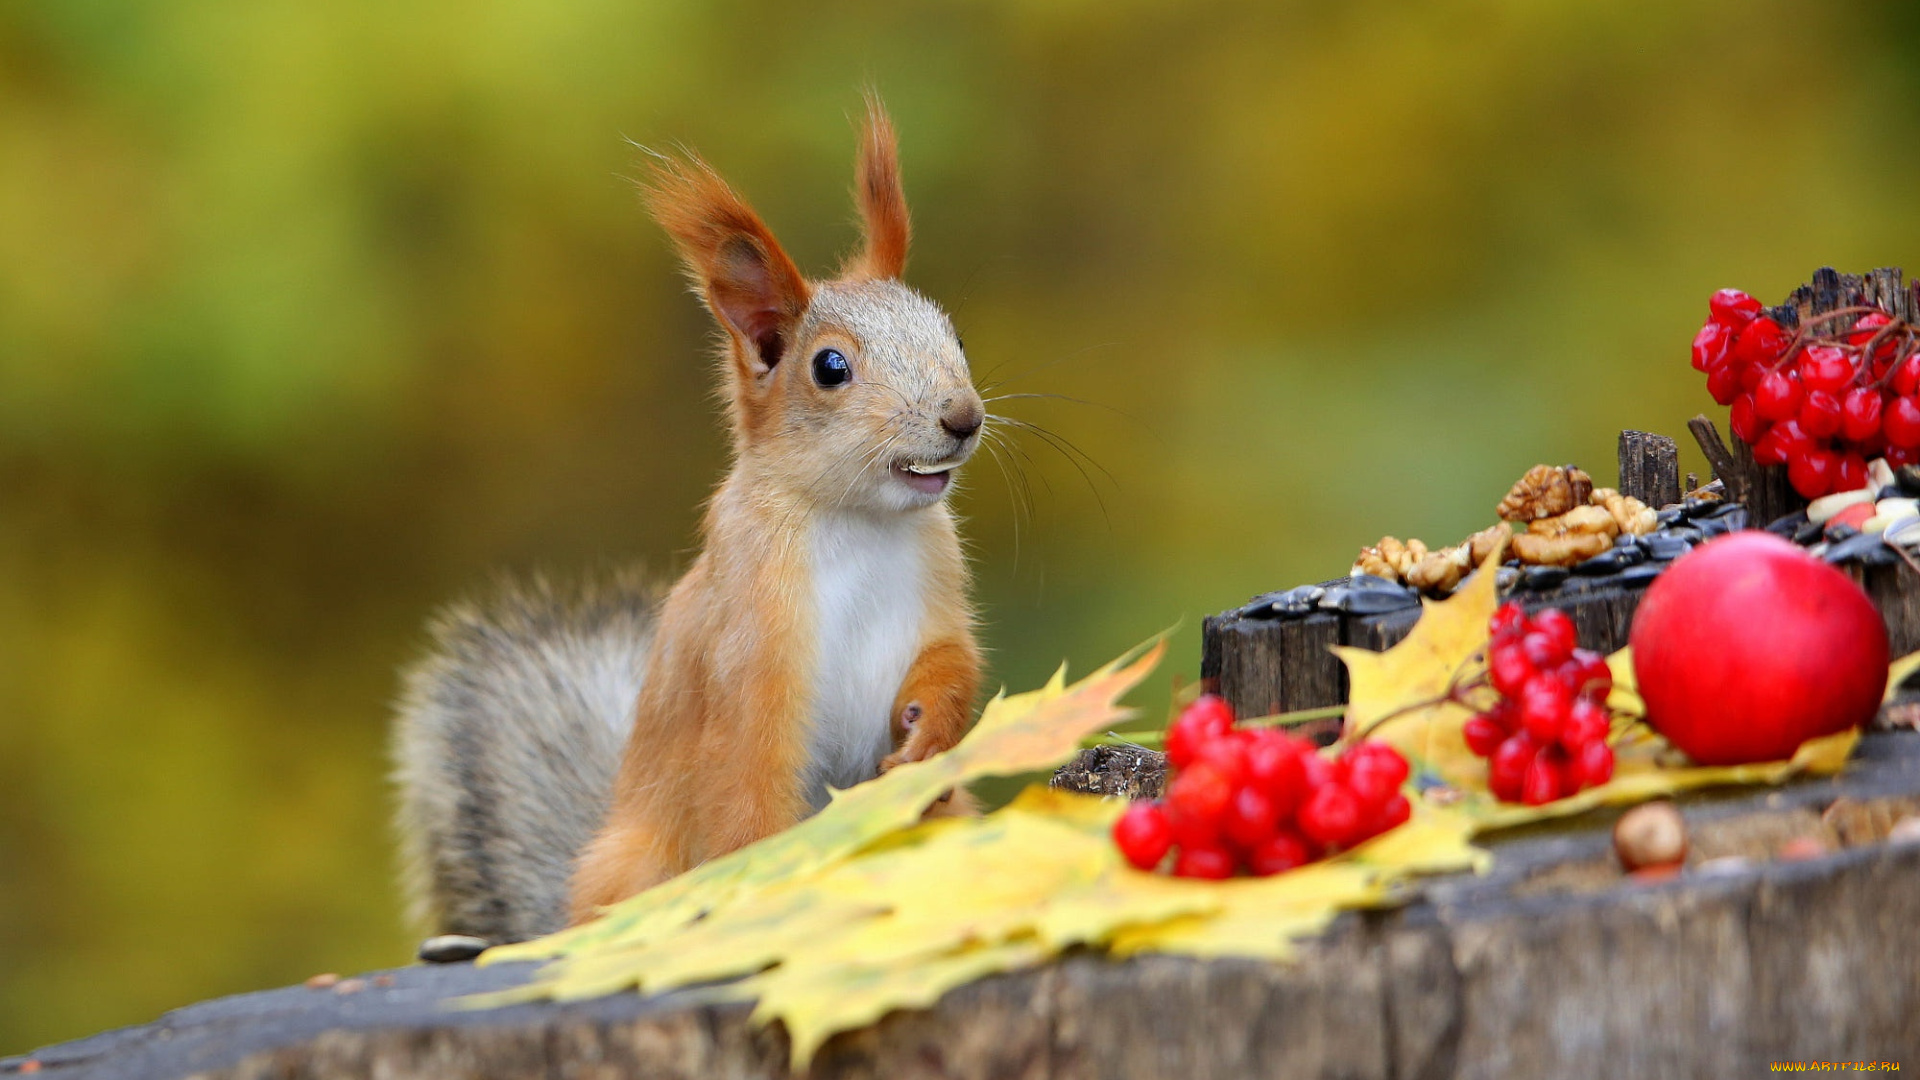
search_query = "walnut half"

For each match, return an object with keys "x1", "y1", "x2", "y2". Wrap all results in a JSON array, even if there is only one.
[
  {"x1": 1497, "y1": 464, "x2": 1584, "y2": 523},
  {"x1": 1590, "y1": 487, "x2": 1657, "y2": 536},
  {"x1": 1406, "y1": 544, "x2": 1473, "y2": 594},
  {"x1": 1511, "y1": 504, "x2": 1619, "y2": 566},
  {"x1": 1510, "y1": 529, "x2": 1613, "y2": 566}
]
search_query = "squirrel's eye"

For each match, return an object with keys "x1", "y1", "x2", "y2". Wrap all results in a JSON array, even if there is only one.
[{"x1": 811, "y1": 348, "x2": 851, "y2": 388}]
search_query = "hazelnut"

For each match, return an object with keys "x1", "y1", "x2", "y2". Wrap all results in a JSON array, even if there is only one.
[{"x1": 1613, "y1": 801, "x2": 1688, "y2": 872}]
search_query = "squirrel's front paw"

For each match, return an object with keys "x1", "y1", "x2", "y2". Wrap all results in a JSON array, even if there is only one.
[{"x1": 881, "y1": 701, "x2": 966, "y2": 772}]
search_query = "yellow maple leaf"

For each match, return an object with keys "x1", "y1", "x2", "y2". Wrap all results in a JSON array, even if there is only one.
[
  {"x1": 1333, "y1": 555, "x2": 1499, "y2": 786},
  {"x1": 1884, "y1": 649, "x2": 1920, "y2": 702},
  {"x1": 478, "y1": 642, "x2": 1163, "y2": 982},
  {"x1": 1466, "y1": 727, "x2": 1858, "y2": 832},
  {"x1": 739, "y1": 936, "x2": 1053, "y2": 1066},
  {"x1": 1605, "y1": 645, "x2": 1644, "y2": 718}
]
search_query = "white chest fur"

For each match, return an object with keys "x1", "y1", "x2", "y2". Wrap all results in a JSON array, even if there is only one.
[{"x1": 802, "y1": 513, "x2": 925, "y2": 810}]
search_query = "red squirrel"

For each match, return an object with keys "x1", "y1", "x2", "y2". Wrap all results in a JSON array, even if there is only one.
[{"x1": 391, "y1": 98, "x2": 983, "y2": 944}]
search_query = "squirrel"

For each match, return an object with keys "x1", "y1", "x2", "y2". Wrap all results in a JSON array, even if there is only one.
[{"x1": 390, "y1": 97, "x2": 984, "y2": 946}]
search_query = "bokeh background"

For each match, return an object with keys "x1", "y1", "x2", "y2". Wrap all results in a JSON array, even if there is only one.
[{"x1": 7, "y1": 0, "x2": 1920, "y2": 1052}]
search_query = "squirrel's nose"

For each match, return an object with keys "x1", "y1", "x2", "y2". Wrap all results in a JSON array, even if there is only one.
[{"x1": 940, "y1": 399, "x2": 983, "y2": 441}]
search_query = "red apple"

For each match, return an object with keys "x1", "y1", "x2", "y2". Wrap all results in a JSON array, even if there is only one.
[{"x1": 1630, "y1": 531, "x2": 1887, "y2": 765}]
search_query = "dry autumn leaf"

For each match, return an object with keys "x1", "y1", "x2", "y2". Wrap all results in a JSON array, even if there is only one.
[
  {"x1": 1334, "y1": 553, "x2": 1501, "y2": 787},
  {"x1": 483, "y1": 641, "x2": 1165, "y2": 975}
]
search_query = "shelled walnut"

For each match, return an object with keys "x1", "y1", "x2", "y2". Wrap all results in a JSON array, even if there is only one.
[
  {"x1": 1496, "y1": 464, "x2": 1593, "y2": 523},
  {"x1": 1528, "y1": 505, "x2": 1619, "y2": 540},
  {"x1": 1590, "y1": 488, "x2": 1656, "y2": 536},
  {"x1": 1465, "y1": 522, "x2": 1512, "y2": 565},
  {"x1": 1353, "y1": 535, "x2": 1428, "y2": 581},
  {"x1": 1511, "y1": 529, "x2": 1613, "y2": 566},
  {"x1": 1405, "y1": 544, "x2": 1472, "y2": 593},
  {"x1": 1511, "y1": 504, "x2": 1617, "y2": 566}
]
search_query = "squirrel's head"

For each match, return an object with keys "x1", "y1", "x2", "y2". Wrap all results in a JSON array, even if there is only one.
[{"x1": 645, "y1": 96, "x2": 981, "y2": 515}]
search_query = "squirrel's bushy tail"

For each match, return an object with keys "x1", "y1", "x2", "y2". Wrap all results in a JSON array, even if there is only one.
[{"x1": 391, "y1": 573, "x2": 655, "y2": 944}]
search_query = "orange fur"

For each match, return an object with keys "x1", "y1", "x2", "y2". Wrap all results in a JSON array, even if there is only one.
[
  {"x1": 842, "y1": 92, "x2": 911, "y2": 281},
  {"x1": 570, "y1": 99, "x2": 983, "y2": 922}
]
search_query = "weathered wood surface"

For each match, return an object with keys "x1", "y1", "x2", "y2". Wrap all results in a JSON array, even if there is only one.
[
  {"x1": 12, "y1": 732, "x2": 1920, "y2": 1080},
  {"x1": 1616, "y1": 430, "x2": 1680, "y2": 511}
]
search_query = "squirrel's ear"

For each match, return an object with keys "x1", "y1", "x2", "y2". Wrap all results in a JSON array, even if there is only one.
[
  {"x1": 841, "y1": 93, "x2": 910, "y2": 281},
  {"x1": 644, "y1": 153, "x2": 810, "y2": 374}
]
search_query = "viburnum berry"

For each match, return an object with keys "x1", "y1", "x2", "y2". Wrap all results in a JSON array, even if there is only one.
[
  {"x1": 1165, "y1": 800, "x2": 1222, "y2": 851},
  {"x1": 1297, "y1": 782, "x2": 1363, "y2": 849},
  {"x1": 1799, "y1": 389, "x2": 1843, "y2": 439},
  {"x1": 1123, "y1": 693, "x2": 1413, "y2": 879},
  {"x1": 1885, "y1": 395, "x2": 1920, "y2": 449},
  {"x1": 1751, "y1": 423, "x2": 1791, "y2": 467},
  {"x1": 1367, "y1": 793, "x2": 1413, "y2": 836},
  {"x1": 1562, "y1": 698, "x2": 1611, "y2": 751},
  {"x1": 1467, "y1": 604, "x2": 1619, "y2": 804},
  {"x1": 1194, "y1": 734, "x2": 1250, "y2": 788},
  {"x1": 1709, "y1": 288, "x2": 1762, "y2": 327},
  {"x1": 1568, "y1": 648, "x2": 1611, "y2": 700},
  {"x1": 1521, "y1": 751, "x2": 1566, "y2": 806},
  {"x1": 1849, "y1": 310, "x2": 1894, "y2": 347},
  {"x1": 1247, "y1": 830, "x2": 1313, "y2": 876},
  {"x1": 1733, "y1": 316, "x2": 1790, "y2": 366},
  {"x1": 1841, "y1": 387, "x2": 1885, "y2": 443},
  {"x1": 1893, "y1": 354, "x2": 1920, "y2": 397},
  {"x1": 1531, "y1": 608, "x2": 1577, "y2": 663},
  {"x1": 1705, "y1": 362, "x2": 1742, "y2": 406},
  {"x1": 1489, "y1": 639, "x2": 1535, "y2": 697},
  {"x1": 1345, "y1": 742, "x2": 1410, "y2": 806},
  {"x1": 1222, "y1": 784, "x2": 1280, "y2": 850},
  {"x1": 1518, "y1": 673, "x2": 1573, "y2": 744},
  {"x1": 1836, "y1": 452, "x2": 1869, "y2": 494},
  {"x1": 1571, "y1": 740, "x2": 1615, "y2": 789},
  {"x1": 1165, "y1": 694, "x2": 1233, "y2": 768},
  {"x1": 1728, "y1": 394, "x2": 1767, "y2": 444},
  {"x1": 1173, "y1": 845, "x2": 1236, "y2": 880},
  {"x1": 1754, "y1": 369, "x2": 1804, "y2": 422},
  {"x1": 1487, "y1": 732, "x2": 1537, "y2": 802},
  {"x1": 1692, "y1": 321, "x2": 1733, "y2": 372},
  {"x1": 1797, "y1": 346, "x2": 1852, "y2": 393},
  {"x1": 1112, "y1": 802, "x2": 1174, "y2": 869},
  {"x1": 1489, "y1": 602, "x2": 1527, "y2": 641},
  {"x1": 1244, "y1": 731, "x2": 1307, "y2": 815},
  {"x1": 1463, "y1": 713, "x2": 1508, "y2": 757},
  {"x1": 1167, "y1": 762, "x2": 1233, "y2": 823},
  {"x1": 1787, "y1": 446, "x2": 1838, "y2": 499}
]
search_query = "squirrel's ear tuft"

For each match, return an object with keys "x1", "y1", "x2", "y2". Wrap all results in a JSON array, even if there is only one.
[
  {"x1": 842, "y1": 93, "x2": 910, "y2": 281},
  {"x1": 643, "y1": 151, "x2": 810, "y2": 374}
]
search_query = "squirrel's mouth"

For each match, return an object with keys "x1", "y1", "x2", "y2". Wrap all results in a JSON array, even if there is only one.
[{"x1": 893, "y1": 459, "x2": 959, "y2": 496}]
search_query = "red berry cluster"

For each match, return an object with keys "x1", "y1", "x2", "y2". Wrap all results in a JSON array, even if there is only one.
[
  {"x1": 1112, "y1": 695, "x2": 1413, "y2": 878},
  {"x1": 1462, "y1": 603, "x2": 1616, "y2": 804},
  {"x1": 1694, "y1": 288, "x2": 1917, "y2": 497}
]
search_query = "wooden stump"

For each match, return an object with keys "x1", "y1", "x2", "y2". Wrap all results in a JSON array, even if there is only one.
[
  {"x1": 17, "y1": 731, "x2": 1920, "y2": 1080},
  {"x1": 1617, "y1": 430, "x2": 1680, "y2": 509}
]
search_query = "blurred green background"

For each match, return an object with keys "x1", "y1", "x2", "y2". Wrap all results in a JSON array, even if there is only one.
[{"x1": 6, "y1": 0, "x2": 1920, "y2": 1053}]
